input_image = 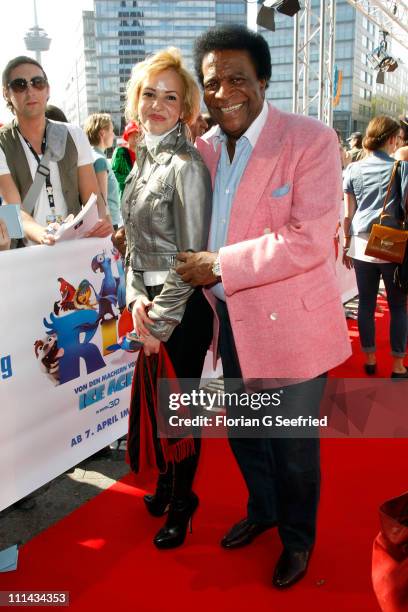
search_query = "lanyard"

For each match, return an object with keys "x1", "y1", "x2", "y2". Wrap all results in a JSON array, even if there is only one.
[{"x1": 18, "y1": 126, "x2": 57, "y2": 218}]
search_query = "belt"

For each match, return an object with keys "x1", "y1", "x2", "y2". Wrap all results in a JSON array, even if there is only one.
[{"x1": 143, "y1": 270, "x2": 168, "y2": 286}]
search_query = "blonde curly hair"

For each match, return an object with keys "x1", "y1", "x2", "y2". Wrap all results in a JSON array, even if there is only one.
[{"x1": 125, "y1": 47, "x2": 200, "y2": 127}]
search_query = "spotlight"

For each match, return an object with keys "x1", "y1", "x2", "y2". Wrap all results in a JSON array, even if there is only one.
[
  {"x1": 255, "y1": 0, "x2": 301, "y2": 32},
  {"x1": 267, "y1": 0, "x2": 301, "y2": 17},
  {"x1": 368, "y1": 31, "x2": 398, "y2": 84},
  {"x1": 256, "y1": 5, "x2": 276, "y2": 31}
]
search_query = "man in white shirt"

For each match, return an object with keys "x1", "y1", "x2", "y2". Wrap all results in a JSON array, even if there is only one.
[{"x1": 0, "y1": 55, "x2": 112, "y2": 245}]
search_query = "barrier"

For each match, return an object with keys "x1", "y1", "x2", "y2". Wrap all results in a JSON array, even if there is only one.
[{"x1": 0, "y1": 238, "x2": 136, "y2": 510}]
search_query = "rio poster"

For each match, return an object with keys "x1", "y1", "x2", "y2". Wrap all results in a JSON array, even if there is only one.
[{"x1": 0, "y1": 237, "x2": 137, "y2": 510}]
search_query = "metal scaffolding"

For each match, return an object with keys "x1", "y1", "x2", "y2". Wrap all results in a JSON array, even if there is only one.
[
  {"x1": 292, "y1": 0, "x2": 336, "y2": 125},
  {"x1": 291, "y1": 0, "x2": 407, "y2": 125},
  {"x1": 346, "y1": 0, "x2": 408, "y2": 52},
  {"x1": 249, "y1": 0, "x2": 407, "y2": 126}
]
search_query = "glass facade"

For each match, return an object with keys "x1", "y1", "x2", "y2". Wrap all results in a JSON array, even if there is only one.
[
  {"x1": 64, "y1": 11, "x2": 98, "y2": 126},
  {"x1": 64, "y1": 0, "x2": 248, "y2": 129},
  {"x1": 64, "y1": 0, "x2": 407, "y2": 135},
  {"x1": 90, "y1": 0, "x2": 248, "y2": 129}
]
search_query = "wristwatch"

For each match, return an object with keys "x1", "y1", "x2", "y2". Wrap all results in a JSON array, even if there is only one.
[{"x1": 212, "y1": 255, "x2": 221, "y2": 279}]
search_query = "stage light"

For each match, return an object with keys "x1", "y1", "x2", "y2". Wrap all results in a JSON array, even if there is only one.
[
  {"x1": 256, "y1": 4, "x2": 276, "y2": 31},
  {"x1": 255, "y1": 0, "x2": 301, "y2": 32},
  {"x1": 267, "y1": 0, "x2": 301, "y2": 17},
  {"x1": 368, "y1": 31, "x2": 398, "y2": 84}
]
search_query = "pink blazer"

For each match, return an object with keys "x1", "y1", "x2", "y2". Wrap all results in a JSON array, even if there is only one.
[{"x1": 196, "y1": 104, "x2": 351, "y2": 380}]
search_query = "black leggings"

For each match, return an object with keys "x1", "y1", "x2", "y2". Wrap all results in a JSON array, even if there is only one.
[{"x1": 147, "y1": 287, "x2": 213, "y2": 498}]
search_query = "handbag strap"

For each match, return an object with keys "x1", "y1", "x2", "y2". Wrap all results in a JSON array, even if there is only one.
[{"x1": 379, "y1": 160, "x2": 400, "y2": 225}]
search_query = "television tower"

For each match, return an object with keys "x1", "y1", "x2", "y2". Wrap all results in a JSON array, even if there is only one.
[{"x1": 24, "y1": 0, "x2": 51, "y2": 64}]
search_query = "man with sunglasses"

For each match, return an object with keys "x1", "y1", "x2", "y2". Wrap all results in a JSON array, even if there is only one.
[{"x1": 0, "y1": 56, "x2": 112, "y2": 245}]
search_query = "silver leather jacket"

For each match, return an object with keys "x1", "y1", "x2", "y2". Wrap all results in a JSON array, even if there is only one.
[{"x1": 122, "y1": 126, "x2": 212, "y2": 341}]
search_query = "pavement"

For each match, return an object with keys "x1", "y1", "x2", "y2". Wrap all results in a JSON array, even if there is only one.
[
  {"x1": 0, "y1": 377, "x2": 225, "y2": 552},
  {"x1": 0, "y1": 441, "x2": 129, "y2": 551}
]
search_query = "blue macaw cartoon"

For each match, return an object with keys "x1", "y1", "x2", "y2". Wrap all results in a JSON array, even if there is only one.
[
  {"x1": 91, "y1": 252, "x2": 119, "y2": 323},
  {"x1": 112, "y1": 247, "x2": 126, "y2": 312}
]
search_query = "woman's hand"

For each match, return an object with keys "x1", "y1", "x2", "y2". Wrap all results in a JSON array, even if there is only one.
[
  {"x1": 0, "y1": 219, "x2": 11, "y2": 251},
  {"x1": 111, "y1": 226, "x2": 126, "y2": 256},
  {"x1": 131, "y1": 295, "x2": 153, "y2": 336},
  {"x1": 141, "y1": 333, "x2": 161, "y2": 356},
  {"x1": 342, "y1": 250, "x2": 354, "y2": 269}
]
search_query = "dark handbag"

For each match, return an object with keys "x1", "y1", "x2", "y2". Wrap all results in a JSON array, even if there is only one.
[
  {"x1": 372, "y1": 491, "x2": 408, "y2": 611},
  {"x1": 365, "y1": 162, "x2": 408, "y2": 264}
]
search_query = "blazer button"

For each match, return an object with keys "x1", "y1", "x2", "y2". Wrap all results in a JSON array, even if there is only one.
[{"x1": 269, "y1": 312, "x2": 278, "y2": 321}]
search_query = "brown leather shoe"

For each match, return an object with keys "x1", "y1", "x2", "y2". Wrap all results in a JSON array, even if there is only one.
[
  {"x1": 221, "y1": 517, "x2": 276, "y2": 549},
  {"x1": 272, "y1": 549, "x2": 311, "y2": 588}
]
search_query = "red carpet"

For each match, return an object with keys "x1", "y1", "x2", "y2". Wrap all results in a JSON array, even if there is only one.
[{"x1": 1, "y1": 300, "x2": 407, "y2": 611}]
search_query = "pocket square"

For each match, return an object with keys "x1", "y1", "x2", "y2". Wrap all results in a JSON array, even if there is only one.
[{"x1": 272, "y1": 183, "x2": 291, "y2": 197}]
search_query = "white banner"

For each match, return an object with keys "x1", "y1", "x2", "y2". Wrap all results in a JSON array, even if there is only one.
[{"x1": 0, "y1": 238, "x2": 137, "y2": 510}]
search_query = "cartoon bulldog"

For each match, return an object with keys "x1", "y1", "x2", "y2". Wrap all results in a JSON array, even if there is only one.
[{"x1": 34, "y1": 334, "x2": 64, "y2": 385}]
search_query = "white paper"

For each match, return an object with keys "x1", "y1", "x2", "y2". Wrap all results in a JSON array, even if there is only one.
[{"x1": 54, "y1": 193, "x2": 99, "y2": 241}]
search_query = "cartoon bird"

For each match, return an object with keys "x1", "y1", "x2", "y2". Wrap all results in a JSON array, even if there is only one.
[
  {"x1": 112, "y1": 247, "x2": 126, "y2": 312},
  {"x1": 91, "y1": 252, "x2": 119, "y2": 322},
  {"x1": 73, "y1": 279, "x2": 97, "y2": 310},
  {"x1": 54, "y1": 277, "x2": 76, "y2": 314}
]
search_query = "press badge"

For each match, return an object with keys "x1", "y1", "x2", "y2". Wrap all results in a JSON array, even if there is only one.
[{"x1": 46, "y1": 214, "x2": 63, "y2": 225}]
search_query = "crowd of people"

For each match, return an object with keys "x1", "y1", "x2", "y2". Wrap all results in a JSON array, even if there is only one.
[{"x1": 1, "y1": 23, "x2": 408, "y2": 591}]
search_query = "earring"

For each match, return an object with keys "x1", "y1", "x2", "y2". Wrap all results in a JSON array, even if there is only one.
[{"x1": 177, "y1": 120, "x2": 182, "y2": 136}]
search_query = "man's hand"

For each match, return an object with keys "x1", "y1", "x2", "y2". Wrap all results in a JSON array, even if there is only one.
[
  {"x1": 85, "y1": 218, "x2": 113, "y2": 238},
  {"x1": 40, "y1": 224, "x2": 59, "y2": 246},
  {"x1": 176, "y1": 251, "x2": 219, "y2": 287},
  {"x1": 0, "y1": 219, "x2": 11, "y2": 251},
  {"x1": 132, "y1": 295, "x2": 153, "y2": 336},
  {"x1": 111, "y1": 226, "x2": 126, "y2": 257}
]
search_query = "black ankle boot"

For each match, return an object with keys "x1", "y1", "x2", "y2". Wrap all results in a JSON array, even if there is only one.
[
  {"x1": 144, "y1": 472, "x2": 173, "y2": 517},
  {"x1": 153, "y1": 492, "x2": 199, "y2": 549}
]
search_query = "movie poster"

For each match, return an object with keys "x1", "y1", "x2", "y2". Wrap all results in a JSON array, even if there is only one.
[{"x1": 0, "y1": 238, "x2": 137, "y2": 510}]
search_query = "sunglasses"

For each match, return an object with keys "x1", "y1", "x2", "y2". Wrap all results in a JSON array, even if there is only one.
[{"x1": 7, "y1": 76, "x2": 48, "y2": 93}]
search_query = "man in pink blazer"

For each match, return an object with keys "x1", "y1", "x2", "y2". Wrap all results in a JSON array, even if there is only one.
[{"x1": 177, "y1": 25, "x2": 351, "y2": 588}]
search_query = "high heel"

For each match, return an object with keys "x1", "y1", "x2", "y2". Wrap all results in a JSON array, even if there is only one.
[
  {"x1": 153, "y1": 492, "x2": 199, "y2": 549},
  {"x1": 144, "y1": 471, "x2": 172, "y2": 517},
  {"x1": 144, "y1": 487, "x2": 171, "y2": 517},
  {"x1": 364, "y1": 363, "x2": 377, "y2": 375}
]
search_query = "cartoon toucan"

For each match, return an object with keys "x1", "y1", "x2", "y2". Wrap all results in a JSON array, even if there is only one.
[{"x1": 73, "y1": 279, "x2": 97, "y2": 310}]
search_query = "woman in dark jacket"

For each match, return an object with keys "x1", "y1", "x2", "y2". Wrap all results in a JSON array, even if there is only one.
[
  {"x1": 343, "y1": 115, "x2": 408, "y2": 377},
  {"x1": 123, "y1": 47, "x2": 213, "y2": 549}
]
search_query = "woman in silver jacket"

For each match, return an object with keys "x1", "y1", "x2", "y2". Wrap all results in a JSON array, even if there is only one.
[{"x1": 122, "y1": 48, "x2": 213, "y2": 548}]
